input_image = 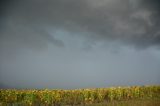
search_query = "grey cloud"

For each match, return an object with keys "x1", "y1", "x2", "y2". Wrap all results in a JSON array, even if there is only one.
[
  {"x1": 0, "y1": 0, "x2": 160, "y2": 89},
  {"x1": 0, "y1": 22, "x2": 64, "y2": 51},
  {"x1": 1, "y1": 0, "x2": 160, "y2": 50}
]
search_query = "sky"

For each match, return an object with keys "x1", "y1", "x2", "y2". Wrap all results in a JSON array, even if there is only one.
[{"x1": 0, "y1": 0, "x2": 160, "y2": 89}]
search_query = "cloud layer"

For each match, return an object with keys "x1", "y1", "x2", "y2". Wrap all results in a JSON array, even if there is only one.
[
  {"x1": 0, "y1": 0, "x2": 160, "y2": 89},
  {"x1": 1, "y1": 0, "x2": 160, "y2": 49}
]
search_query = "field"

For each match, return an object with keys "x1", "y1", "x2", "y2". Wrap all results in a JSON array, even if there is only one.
[
  {"x1": 85, "y1": 98, "x2": 160, "y2": 106},
  {"x1": 0, "y1": 85, "x2": 160, "y2": 106}
]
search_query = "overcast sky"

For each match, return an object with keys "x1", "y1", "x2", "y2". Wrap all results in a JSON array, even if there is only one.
[{"x1": 0, "y1": 0, "x2": 160, "y2": 89}]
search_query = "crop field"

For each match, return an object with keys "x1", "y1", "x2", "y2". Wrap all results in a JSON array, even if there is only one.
[{"x1": 0, "y1": 85, "x2": 160, "y2": 106}]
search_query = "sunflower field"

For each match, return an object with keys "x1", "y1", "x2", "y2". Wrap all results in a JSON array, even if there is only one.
[{"x1": 0, "y1": 85, "x2": 160, "y2": 106}]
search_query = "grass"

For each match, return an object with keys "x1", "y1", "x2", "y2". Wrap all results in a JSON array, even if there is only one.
[
  {"x1": 85, "y1": 98, "x2": 160, "y2": 106},
  {"x1": 1, "y1": 98, "x2": 160, "y2": 106}
]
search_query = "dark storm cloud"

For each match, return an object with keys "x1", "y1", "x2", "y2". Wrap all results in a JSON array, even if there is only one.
[
  {"x1": 0, "y1": 0, "x2": 160, "y2": 89},
  {"x1": 1, "y1": 0, "x2": 160, "y2": 50},
  {"x1": 0, "y1": 0, "x2": 66, "y2": 50},
  {"x1": 130, "y1": 0, "x2": 160, "y2": 48}
]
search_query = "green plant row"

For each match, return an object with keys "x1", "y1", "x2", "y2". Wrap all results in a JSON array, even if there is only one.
[{"x1": 0, "y1": 85, "x2": 160, "y2": 106}]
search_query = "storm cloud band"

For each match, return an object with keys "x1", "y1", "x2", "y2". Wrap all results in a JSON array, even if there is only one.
[
  {"x1": 0, "y1": 0, "x2": 160, "y2": 89},
  {"x1": 0, "y1": 0, "x2": 160, "y2": 49}
]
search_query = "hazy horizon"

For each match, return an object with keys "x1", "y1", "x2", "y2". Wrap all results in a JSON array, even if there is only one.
[{"x1": 0, "y1": 0, "x2": 160, "y2": 89}]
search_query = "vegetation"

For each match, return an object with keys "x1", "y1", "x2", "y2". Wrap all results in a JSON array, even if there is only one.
[
  {"x1": 86, "y1": 98, "x2": 160, "y2": 106},
  {"x1": 0, "y1": 85, "x2": 160, "y2": 106}
]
